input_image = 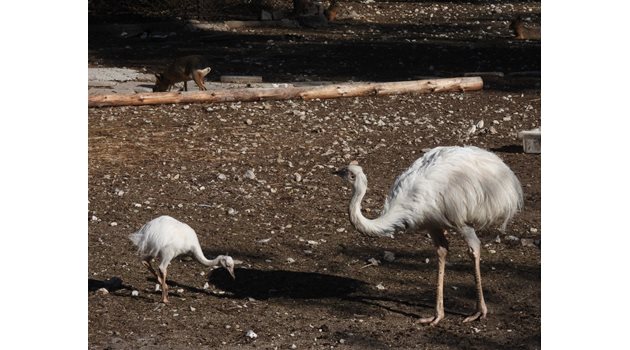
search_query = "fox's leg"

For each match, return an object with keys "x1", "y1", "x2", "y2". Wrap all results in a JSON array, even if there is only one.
[{"x1": 193, "y1": 68, "x2": 211, "y2": 91}]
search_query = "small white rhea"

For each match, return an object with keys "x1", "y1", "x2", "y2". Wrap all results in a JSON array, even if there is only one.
[{"x1": 129, "y1": 215, "x2": 241, "y2": 303}]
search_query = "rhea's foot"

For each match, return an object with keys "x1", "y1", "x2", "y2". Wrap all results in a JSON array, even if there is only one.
[
  {"x1": 418, "y1": 314, "x2": 444, "y2": 326},
  {"x1": 463, "y1": 311, "x2": 486, "y2": 323}
]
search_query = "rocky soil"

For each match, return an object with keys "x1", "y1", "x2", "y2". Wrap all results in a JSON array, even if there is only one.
[{"x1": 89, "y1": 1, "x2": 540, "y2": 349}]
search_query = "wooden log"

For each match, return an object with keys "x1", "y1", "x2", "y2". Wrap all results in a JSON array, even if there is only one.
[{"x1": 88, "y1": 77, "x2": 483, "y2": 108}]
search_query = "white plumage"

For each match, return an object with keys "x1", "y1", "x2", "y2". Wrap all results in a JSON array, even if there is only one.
[
  {"x1": 129, "y1": 215, "x2": 240, "y2": 303},
  {"x1": 335, "y1": 146, "x2": 523, "y2": 325}
]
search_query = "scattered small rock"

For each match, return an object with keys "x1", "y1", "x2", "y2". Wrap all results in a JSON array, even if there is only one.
[
  {"x1": 227, "y1": 208, "x2": 237, "y2": 215},
  {"x1": 521, "y1": 238, "x2": 536, "y2": 247},
  {"x1": 131, "y1": 290, "x2": 139, "y2": 297},
  {"x1": 218, "y1": 173, "x2": 227, "y2": 180},
  {"x1": 293, "y1": 173, "x2": 302, "y2": 182},
  {"x1": 245, "y1": 119, "x2": 253, "y2": 125},
  {"x1": 245, "y1": 169, "x2": 256, "y2": 180},
  {"x1": 286, "y1": 257, "x2": 296, "y2": 264},
  {"x1": 383, "y1": 251, "x2": 395, "y2": 262},
  {"x1": 110, "y1": 222, "x2": 118, "y2": 227},
  {"x1": 530, "y1": 227, "x2": 538, "y2": 233},
  {"x1": 97, "y1": 288, "x2": 109, "y2": 295},
  {"x1": 246, "y1": 329, "x2": 258, "y2": 339},
  {"x1": 190, "y1": 306, "x2": 196, "y2": 312},
  {"x1": 376, "y1": 283, "x2": 386, "y2": 290}
]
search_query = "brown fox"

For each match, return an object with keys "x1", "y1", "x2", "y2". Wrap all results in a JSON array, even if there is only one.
[
  {"x1": 153, "y1": 55, "x2": 212, "y2": 92},
  {"x1": 510, "y1": 17, "x2": 541, "y2": 40}
]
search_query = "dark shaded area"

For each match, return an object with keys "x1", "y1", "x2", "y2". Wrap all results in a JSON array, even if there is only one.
[
  {"x1": 89, "y1": 1, "x2": 540, "y2": 91},
  {"x1": 208, "y1": 267, "x2": 368, "y2": 299},
  {"x1": 491, "y1": 144, "x2": 526, "y2": 153},
  {"x1": 88, "y1": 277, "x2": 127, "y2": 292}
]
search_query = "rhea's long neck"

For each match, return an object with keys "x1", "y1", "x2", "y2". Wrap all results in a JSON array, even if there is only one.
[
  {"x1": 348, "y1": 172, "x2": 399, "y2": 237},
  {"x1": 192, "y1": 244, "x2": 222, "y2": 267}
]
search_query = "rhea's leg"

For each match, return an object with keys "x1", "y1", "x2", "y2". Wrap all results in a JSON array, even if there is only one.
[
  {"x1": 142, "y1": 257, "x2": 162, "y2": 284},
  {"x1": 460, "y1": 226, "x2": 487, "y2": 322},
  {"x1": 419, "y1": 228, "x2": 449, "y2": 326},
  {"x1": 158, "y1": 265, "x2": 169, "y2": 303}
]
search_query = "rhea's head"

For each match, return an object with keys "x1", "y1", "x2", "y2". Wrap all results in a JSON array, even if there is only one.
[
  {"x1": 334, "y1": 161, "x2": 364, "y2": 185},
  {"x1": 217, "y1": 255, "x2": 242, "y2": 279}
]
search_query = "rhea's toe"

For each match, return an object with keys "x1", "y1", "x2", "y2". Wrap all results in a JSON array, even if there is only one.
[{"x1": 462, "y1": 311, "x2": 485, "y2": 323}]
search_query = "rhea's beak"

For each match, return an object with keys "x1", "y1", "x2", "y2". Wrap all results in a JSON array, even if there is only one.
[
  {"x1": 332, "y1": 167, "x2": 347, "y2": 177},
  {"x1": 227, "y1": 266, "x2": 236, "y2": 279}
]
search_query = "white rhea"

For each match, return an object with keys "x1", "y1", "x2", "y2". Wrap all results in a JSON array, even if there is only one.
[
  {"x1": 335, "y1": 146, "x2": 523, "y2": 325},
  {"x1": 129, "y1": 215, "x2": 241, "y2": 303}
]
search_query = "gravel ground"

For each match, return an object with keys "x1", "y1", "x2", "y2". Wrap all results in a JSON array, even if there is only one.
[{"x1": 89, "y1": 1, "x2": 540, "y2": 349}]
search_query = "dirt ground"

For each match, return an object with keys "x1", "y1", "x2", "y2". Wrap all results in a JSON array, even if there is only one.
[{"x1": 88, "y1": 1, "x2": 540, "y2": 349}]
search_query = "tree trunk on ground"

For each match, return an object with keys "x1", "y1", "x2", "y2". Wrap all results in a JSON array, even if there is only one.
[{"x1": 88, "y1": 77, "x2": 483, "y2": 108}]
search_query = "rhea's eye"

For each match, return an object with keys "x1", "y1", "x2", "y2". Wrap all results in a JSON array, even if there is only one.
[{"x1": 349, "y1": 174, "x2": 356, "y2": 181}]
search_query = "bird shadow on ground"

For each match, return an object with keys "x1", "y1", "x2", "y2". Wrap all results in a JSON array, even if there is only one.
[
  {"x1": 207, "y1": 267, "x2": 368, "y2": 300},
  {"x1": 88, "y1": 277, "x2": 128, "y2": 292}
]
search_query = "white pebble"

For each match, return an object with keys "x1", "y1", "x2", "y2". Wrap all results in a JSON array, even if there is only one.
[
  {"x1": 218, "y1": 173, "x2": 227, "y2": 180},
  {"x1": 245, "y1": 330, "x2": 258, "y2": 339},
  {"x1": 293, "y1": 173, "x2": 302, "y2": 182},
  {"x1": 227, "y1": 208, "x2": 237, "y2": 215},
  {"x1": 530, "y1": 227, "x2": 538, "y2": 233},
  {"x1": 286, "y1": 257, "x2": 296, "y2": 264},
  {"x1": 131, "y1": 290, "x2": 139, "y2": 297},
  {"x1": 110, "y1": 222, "x2": 118, "y2": 227},
  {"x1": 245, "y1": 169, "x2": 256, "y2": 179},
  {"x1": 376, "y1": 283, "x2": 386, "y2": 290}
]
